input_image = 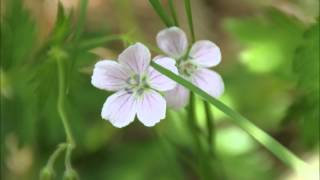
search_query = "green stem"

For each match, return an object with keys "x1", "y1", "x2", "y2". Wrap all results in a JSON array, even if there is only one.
[
  {"x1": 65, "y1": 144, "x2": 75, "y2": 170},
  {"x1": 55, "y1": 52, "x2": 77, "y2": 172},
  {"x1": 187, "y1": 93, "x2": 201, "y2": 148},
  {"x1": 184, "y1": 0, "x2": 195, "y2": 43},
  {"x1": 150, "y1": 61, "x2": 309, "y2": 172},
  {"x1": 188, "y1": 94, "x2": 214, "y2": 180},
  {"x1": 204, "y1": 102, "x2": 215, "y2": 156},
  {"x1": 149, "y1": 0, "x2": 174, "y2": 27},
  {"x1": 204, "y1": 102, "x2": 228, "y2": 179},
  {"x1": 168, "y1": 0, "x2": 179, "y2": 26},
  {"x1": 47, "y1": 143, "x2": 67, "y2": 168},
  {"x1": 57, "y1": 57, "x2": 75, "y2": 145}
]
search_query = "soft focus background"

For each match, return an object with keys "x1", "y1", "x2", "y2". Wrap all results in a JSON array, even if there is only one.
[{"x1": 1, "y1": 0, "x2": 319, "y2": 179}]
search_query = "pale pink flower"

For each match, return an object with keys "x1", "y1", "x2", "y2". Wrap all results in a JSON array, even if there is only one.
[
  {"x1": 91, "y1": 43, "x2": 178, "y2": 128},
  {"x1": 156, "y1": 27, "x2": 224, "y2": 109}
]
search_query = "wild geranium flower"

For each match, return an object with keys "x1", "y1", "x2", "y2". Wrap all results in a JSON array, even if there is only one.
[
  {"x1": 156, "y1": 27, "x2": 225, "y2": 109},
  {"x1": 91, "y1": 43, "x2": 178, "y2": 128}
]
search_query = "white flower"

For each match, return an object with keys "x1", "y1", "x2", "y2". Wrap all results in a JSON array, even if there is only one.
[
  {"x1": 91, "y1": 43, "x2": 178, "y2": 128},
  {"x1": 156, "y1": 27, "x2": 224, "y2": 109}
]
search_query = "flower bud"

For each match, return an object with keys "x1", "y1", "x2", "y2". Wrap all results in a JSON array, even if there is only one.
[
  {"x1": 63, "y1": 168, "x2": 79, "y2": 180},
  {"x1": 40, "y1": 167, "x2": 55, "y2": 180}
]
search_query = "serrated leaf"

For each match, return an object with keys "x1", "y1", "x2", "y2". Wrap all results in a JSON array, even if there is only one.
[
  {"x1": 1, "y1": 0, "x2": 37, "y2": 69},
  {"x1": 50, "y1": 2, "x2": 73, "y2": 44}
]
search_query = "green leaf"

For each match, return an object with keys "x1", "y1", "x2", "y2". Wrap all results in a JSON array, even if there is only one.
[
  {"x1": 50, "y1": 2, "x2": 73, "y2": 44},
  {"x1": 149, "y1": 0, "x2": 174, "y2": 27},
  {"x1": 73, "y1": 0, "x2": 89, "y2": 41},
  {"x1": 1, "y1": 0, "x2": 38, "y2": 143},
  {"x1": 1, "y1": 0, "x2": 37, "y2": 69},
  {"x1": 293, "y1": 21, "x2": 319, "y2": 147}
]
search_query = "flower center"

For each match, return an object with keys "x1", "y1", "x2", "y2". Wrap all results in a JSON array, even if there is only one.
[
  {"x1": 178, "y1": 59, "x2": 198, "y2": 77},
  {"x1": 125, "y1": 74, "x2": 150, "y2": 96}
]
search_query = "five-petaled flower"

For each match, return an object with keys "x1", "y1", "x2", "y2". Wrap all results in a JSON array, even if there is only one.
[
  {"x1": 91, "y1": 43, "x2": 178, "y2": 128},
  {"x1": 156, "y1": 27, "x2": 225, "y2": 109}
]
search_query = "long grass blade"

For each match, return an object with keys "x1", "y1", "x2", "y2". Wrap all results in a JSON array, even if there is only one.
[
  {"x1": 184, "y1": 0, "x2": 195, "y2": 43},
  {"x1": 150, "y1": 61, "x2": 309, "y2": 173},
  {"x1": 168, "y1": 0, "x2": 179, "y2": 26},
  {"x1": 149, "y1": 0, "x2": 174, "y2": 27}
]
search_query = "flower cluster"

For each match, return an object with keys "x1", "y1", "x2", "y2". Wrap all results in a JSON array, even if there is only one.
[{"x1": 91, "y1": 27, "x2": 224, "y2": 128}]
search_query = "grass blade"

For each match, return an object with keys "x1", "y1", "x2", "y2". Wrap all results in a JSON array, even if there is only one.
[
  {"x1": 184, "y1": 0, "x2": 195, "y2": 43},
  {"x1": 168, "y1": 0, "x2": 179, "y2": 26},
  {"x1": 149, "y1": 0, "x2": 174, "y2": 27},
  {"x1": 150, "y1": 61, "x2": 309, "y2": 173}
]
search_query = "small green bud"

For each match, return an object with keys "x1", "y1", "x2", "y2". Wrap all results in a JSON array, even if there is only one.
[
  {"x1": 48, "y1": 46, "x2": 69, "y2": 60},
  {"x1": 63, "y1": 168, "x2": 79, "y2": 180},
  {"x1": 40, "y1": 167, "x2": 55, "y2": 180}
]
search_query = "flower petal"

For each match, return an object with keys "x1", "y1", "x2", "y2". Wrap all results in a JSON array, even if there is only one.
[
  {"x1": 118, "y1": 42, "x2": 151, "y2": 74},
  {"x1": 136, "y1": 90, "x2": 166, "y2": 127},
  {"x1": 191, "y1": 68, "x2": 224, "y2": 97},
  {"x1": 101, "y1": 90, "x2": 137, "y2": 128},
  {"x1": 91, "y1": 60, "x2": 130, "y2": 91},
  {"x1": 164, "y1": 84, "x2": 190, "y2": 109},
  {"x1": 190, "y1": 40, "x2": 221, "y2": 67},
  {"x1": 156, "y1": 27, "x2": 188, "y2": 58},
  {"x1": 148, "y1": 57, "x2": 178, "y2": 91}
]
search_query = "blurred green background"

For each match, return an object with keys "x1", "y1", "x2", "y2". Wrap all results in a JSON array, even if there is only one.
[{"x1": 1, "y1": 0, "x2": 319, "y2": 179}]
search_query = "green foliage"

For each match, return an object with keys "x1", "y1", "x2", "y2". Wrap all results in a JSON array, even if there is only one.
[
  {"x1": 222, "y1": 9, "x2": 313, "y2": 133},
  {"x1": 1, "y1": 0, "x2": 104, "y2": 151},
  {"x1": 50, "y1": 2, "x2": 73, "y2": 45},
  {"x1": 292, "y1": 22, "x2": 319, "y2": 147},
  {"x1": 1, "y1": 0, "x2": 38, "y2": 143},
  {"x1": 224, "y1": 9, "x2": 304, "y2": 74},
  {"x1": 0, "y1": 0, "x2": 37, "y2": 69}
]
